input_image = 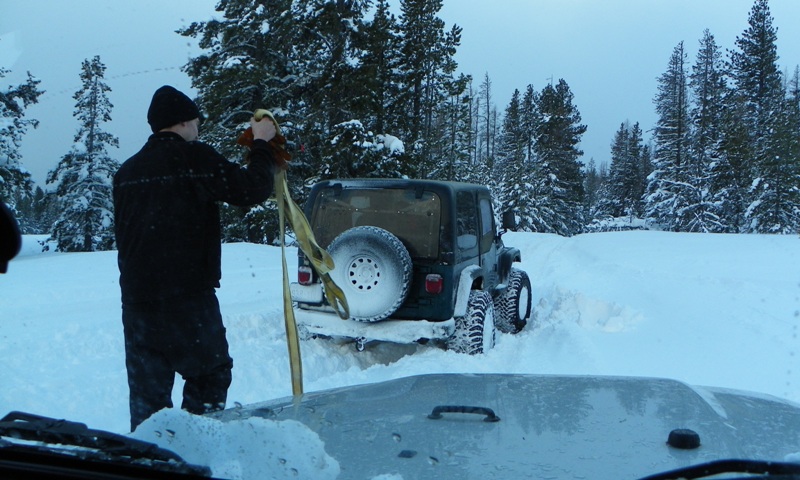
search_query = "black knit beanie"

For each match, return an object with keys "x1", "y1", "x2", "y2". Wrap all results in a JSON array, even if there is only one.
[{"x1": 147, "y1": 85, "x2": 204, "y2": 133}]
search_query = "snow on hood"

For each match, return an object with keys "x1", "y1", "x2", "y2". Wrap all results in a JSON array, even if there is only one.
[{"x1": 129, "y1": 408, "x2": 340, "y2": 479}]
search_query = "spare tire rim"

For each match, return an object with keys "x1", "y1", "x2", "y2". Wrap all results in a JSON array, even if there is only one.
[
  {"x1": 327, "y1": 225, "x2": 412, "y2": 322},
  {"x1": 347, "y1": 256, "x2": 381, "y2": 291}
]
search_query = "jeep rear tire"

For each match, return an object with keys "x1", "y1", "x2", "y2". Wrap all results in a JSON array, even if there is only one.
[
  {"x1": 495, "y1": 268, "x2": 532, "y2": 334},
  {"x1": 327, "y1": 226, "x2": 412, "y2": 322},
  {"x1": 447, "y1": 290, "x2": 496, "y2": 355}
]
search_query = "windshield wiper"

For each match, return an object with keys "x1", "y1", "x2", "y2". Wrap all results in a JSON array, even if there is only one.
[
  {"x1": 639, "y1": 459, "x2": 800, "y2": 480},
  {"x1": 0, "y1": 411, "x2": 215, "y2": 479}
]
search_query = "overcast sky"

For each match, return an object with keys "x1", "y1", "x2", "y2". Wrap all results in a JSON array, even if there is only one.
[{"x1": 3, "y1": 0, "x2": 800, "y2": 186}]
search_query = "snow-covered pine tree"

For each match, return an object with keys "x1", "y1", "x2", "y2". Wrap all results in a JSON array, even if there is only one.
[
  {"x1": 395, "y1": 0, "x2": 464, "y2": 178},
  {"x1": 645, "y1": 41, "x2": 691, "y2": 231},
  {"x1": 782, "y1": 68, "x2": 800, "y2": 229},
  {"x1": 356, "y1": 0, "x2": 402, "y2": 138},
  {"x1": 428, "y1": 73, "x2": 473, "y2": 182},
  {"x1": 711, "y1": 85, "x2": 750, "y2": 232},
  {"x1": 297, "y1": 0, "x2": 394, "y2": 181},
  {"x1": 528, "y1": 79, "x2": 586, "y2": 236},
  {"x1": 583, "y1": 158, "x2": 607, "y2": 219},
  {"x1": 181, "y1": 0, "x2": 306, "y2": 244},
  {"x1": 689, "y1": 30, "x2": 726, "y2": 172},
  {"x1": 630, "y1": 123, "x2": 651, "y2": 212},
  {"x1": 594, "y1": 121, "x2": 646, "y2": 222},
  {"x1": 47, "y1": 56, "x2": 118, "y2": 252},
  {"x1": 520, "y1": 85, "x2": 538, "y2": 169},
  {"x1": 474, "y1": 73, "x2": 496, "y2": 173},
  {"x1": 294, "y1": 0, "x2": 369, "y2": 134},
  {"x1": 495, "y1": 89, "x2": 525, "y2": 172},
  {"x1": 467, "y1": 80, "x2": 482, "y2": 167},
  {"x1": 756, "y1": 68, "x2": 800, "y2": 233},
  {"x1": 669, "y1": 30, "x2": 728, "y2": 233},
  {"x1": 318, "y1": 119, "x2": 404, "y2": 180},
  {"x1": 610, "y1": 124, "x2": 633, "y2": 217},
  {"x1": 494, "y1": 89, "x2": 533, "y2": 229},
  {"x1": 14, "y1": 186, "x2": 57, "y2": 234},
  {"x1": 728, "y1": 0, "x2": 795, "y2": 233},
  {"x1": 0, "y1": 68, "x2": 43, "y2": 227}
]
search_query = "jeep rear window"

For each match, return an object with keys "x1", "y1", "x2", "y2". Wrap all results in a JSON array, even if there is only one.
[{"x1": 311, "y1": 187, "x2": 441, "y2": 260}]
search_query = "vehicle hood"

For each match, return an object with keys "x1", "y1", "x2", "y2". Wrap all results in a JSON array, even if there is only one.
[{"x1": 212, "y1": 374, "x2": 800, "y2": 479}]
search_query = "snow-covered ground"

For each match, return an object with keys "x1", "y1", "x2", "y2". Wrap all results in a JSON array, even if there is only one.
[{"x1": 1, "y1": 230, "x2": 799, "y2": 478}]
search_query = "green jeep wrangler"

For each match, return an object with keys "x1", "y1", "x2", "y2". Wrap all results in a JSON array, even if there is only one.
[{"x1": 290, "y1": 178, "x2": 532, "y2": 354}]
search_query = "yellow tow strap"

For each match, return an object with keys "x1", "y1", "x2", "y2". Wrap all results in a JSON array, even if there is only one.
[
  {"x1": 274, "y1": 171, "x2": 350, "y2": 320},
  {"x1": 255, "y1": 109, "x2": 350, "y2": 397}
]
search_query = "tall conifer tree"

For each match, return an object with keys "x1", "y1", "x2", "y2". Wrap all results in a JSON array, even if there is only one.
[
  {"x1": 395, "y1": 0, "x2": 463, "y2": 177},
  {"x1": 681, "y1": 30, "x2": 727, "y2": 232},
  {"x1": 598, "y1": 122, "x2": 645, "y2": 220},
  {"x1": 496, "y1": 89, "x2": 532, "y2": 226},
  {"x1": 0, "y1": 69, "x2": 43, "y2": 223},
  {"x1": 729, "y1": 0, "x2": 795, "y2": 232},
  {"x1": 429, "y1": 73, "x2": 473, "y2": 181},
  {"x1": 357, "y1": 0, "x2": 402, "y2": 136},
  {"x1": 47, "y1": 56, "x2": 118, "y2": 252},
  {"x1": 646, "y1": 42, "x2": 691, "y2": 230},
  {"x1": 528, "y1": 79, "x2": 586, "y2": 235}
]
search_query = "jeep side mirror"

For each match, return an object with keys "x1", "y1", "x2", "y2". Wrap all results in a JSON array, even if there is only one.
[{"x1": 501, "y1": 210, "x2": 516, "y2": 232}]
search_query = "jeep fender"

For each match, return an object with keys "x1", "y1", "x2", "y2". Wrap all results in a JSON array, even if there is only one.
[
  {"x1": 497, "y1": 247, "x2": 522, "y2": 283},
  {"x1": 453, "y1": 265, "x2": 482, "y2": 318}
]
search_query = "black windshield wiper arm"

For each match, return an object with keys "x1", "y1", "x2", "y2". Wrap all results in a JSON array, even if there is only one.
[
  {"x1": 639, "y1": 459, "x2": 800, "y2": 480},
  {"x1": 0, "y1": 411, "x2": 213, "y2": 478}
]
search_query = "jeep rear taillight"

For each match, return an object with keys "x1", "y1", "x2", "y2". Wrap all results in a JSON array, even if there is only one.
[
  {"x1": 298, "y1": 266, "x2": 313, "y2": 285},
  {"x1": 425, "y1": 274, "x2": 443, "y2": 294}
]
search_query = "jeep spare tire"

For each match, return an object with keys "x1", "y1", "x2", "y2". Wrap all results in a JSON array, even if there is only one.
[{"x1": 327, "y1": 226, "x2": 412, "y2": 322}]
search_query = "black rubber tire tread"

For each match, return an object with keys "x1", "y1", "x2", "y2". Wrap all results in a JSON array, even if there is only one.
[
  {"x1": 494, "y1": 268, "x2": 532, "y2": 334},
  {"x1": 447, "y1": 290, "x2": 496, "y2": 355},
  {"x1": 327, "y1": 226, "x2": 412, "y2": 322}
]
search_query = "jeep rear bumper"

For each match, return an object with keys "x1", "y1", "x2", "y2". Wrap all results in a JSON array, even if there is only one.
[
  {"x1": 292, "y1": 308, "x2": 456, "y2": 344},
  {"x1": 291, "y1": 282, "x2": 456, "y2": 343}
]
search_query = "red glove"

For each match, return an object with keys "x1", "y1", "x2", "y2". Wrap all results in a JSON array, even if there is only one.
[
  {"x1": 236, "y1": 126, "x2": 257, "y2": 148},
  {"x1": 238, "y1": 127, "x2": 291, "y2": 170}
]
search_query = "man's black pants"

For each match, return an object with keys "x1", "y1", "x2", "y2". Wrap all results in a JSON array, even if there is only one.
[{"x1": 122, "y1": 291, "x2": 233, "y2": 431}]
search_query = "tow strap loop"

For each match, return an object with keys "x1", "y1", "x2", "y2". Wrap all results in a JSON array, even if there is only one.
[{"x1": 275, "y1": 173, "x2": 350, "y2": 321}]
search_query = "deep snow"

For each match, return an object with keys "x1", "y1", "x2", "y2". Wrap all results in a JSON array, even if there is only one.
[{"x1": 1, "y1": 230, "x2": 799, "y2": 478}]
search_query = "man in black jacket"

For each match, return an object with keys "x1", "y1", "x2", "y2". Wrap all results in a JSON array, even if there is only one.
[
  {"x1": 0, "y1": 201, "x2": 21, "y2": 274},
  {"x1": 113, "y1": 85, "x2": 279, "y2": 431}
]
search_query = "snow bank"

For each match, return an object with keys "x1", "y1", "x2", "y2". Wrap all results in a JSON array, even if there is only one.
[{"x1": 2, "y1": 230, "x2": 799, "y2": 479}]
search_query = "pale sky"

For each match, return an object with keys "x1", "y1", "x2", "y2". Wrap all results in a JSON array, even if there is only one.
[{"x1": 3, "y1": 0, "x2": 800, "y2": 186}]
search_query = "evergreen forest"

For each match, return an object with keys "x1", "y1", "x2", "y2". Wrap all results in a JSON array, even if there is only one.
[{"x1": 1, "y1": 0, "x2": 798, "y2": 252}]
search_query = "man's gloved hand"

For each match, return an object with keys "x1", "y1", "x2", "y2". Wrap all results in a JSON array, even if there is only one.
[
  {"x1": 237, "y1": 109, "x2": 291, "y2": 170},
  {"x1": 236, "y1": 126, "x2": 255, "y2": 148}
]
